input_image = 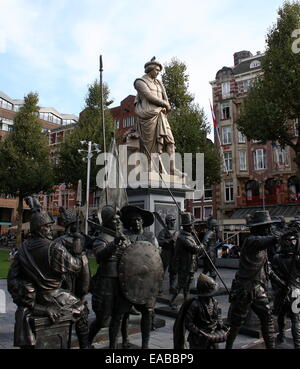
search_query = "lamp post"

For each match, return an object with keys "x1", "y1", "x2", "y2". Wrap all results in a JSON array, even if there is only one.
[{"x1": 78, "y1": 141, "x2": 101, "y2": 234}]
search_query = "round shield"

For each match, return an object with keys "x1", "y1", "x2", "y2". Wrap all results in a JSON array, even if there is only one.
[{"x1": 119, "y1": 241, "x2": 164, "y2": 305}]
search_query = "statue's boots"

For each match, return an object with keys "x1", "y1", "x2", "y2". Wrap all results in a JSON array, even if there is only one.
[
  {"x1": 141, "y1": 309, "x2": 152, "y2": 349},
  {"x1": 291, "y1": 314, "x2": 300, "y2": 349},
  {"x1": 169, "y1": 274, "x2": 177, "y2": 295},
  {"x1": 75, "y1": 308, "x2": 91, "y2": 349},
  {"x1": 225, "y1": 326, "x2": 239, "y2": 349},
  {"x1": 261, "y1": 319, "x2": 275, "y2": 349},
  {"x1": 276, "y1": 314, "x2": 286, "y2": 344},
  {"x1": 121, "y1": 313, "x2": 132, "y2": 348},
  {"x1": 109, "y1": 315, "x2": 123, "y2": 349}
]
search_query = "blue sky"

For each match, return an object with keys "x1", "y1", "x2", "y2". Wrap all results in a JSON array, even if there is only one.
[{"x1": 0, "y1": 0, "x2": 285, "y2": 134}]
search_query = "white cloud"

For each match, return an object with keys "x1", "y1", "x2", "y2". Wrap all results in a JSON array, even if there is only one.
[{"x1": 0, "y1": 0, "x2": 285, "y2": 121}]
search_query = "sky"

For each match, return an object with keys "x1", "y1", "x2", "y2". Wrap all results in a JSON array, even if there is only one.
[{"x1": 0, "y1": 0, "x2": 286, "y2": 136}]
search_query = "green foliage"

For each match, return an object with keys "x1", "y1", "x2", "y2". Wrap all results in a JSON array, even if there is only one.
[
  {"x1": 238, "y1": 1, "x2": 300, "y2": 164},
  {"x1": 162, "y1": 58, "x2": 221, "y2": 184},
  {"x1": 0, "y1": 92, "x2": 54, "y2": 197},
  {"x1": 0, "y1": 250, "x2": 10, "y2": 279},
  {"x1": 57, "y1": 80, "x2": 114, "y2": 189}
]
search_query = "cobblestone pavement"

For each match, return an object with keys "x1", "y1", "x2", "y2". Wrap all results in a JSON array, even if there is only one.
[{"x1": 0, "y1": 268, "x2": 296, "y2": 350}]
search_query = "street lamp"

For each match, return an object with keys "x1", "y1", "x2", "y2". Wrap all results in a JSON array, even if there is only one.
[{"x1": 78, "y1": 141, "x2": 101, "y2": 234}]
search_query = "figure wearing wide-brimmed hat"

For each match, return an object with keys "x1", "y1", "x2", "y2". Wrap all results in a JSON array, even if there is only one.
[
  {"x1": 226, "y1": 210, "x2": 287, "y2": 350},
  {"x1": 173, "y1": 273, "x2": 227, "y2": 349},
  {"x1": 119, "y1": 205, "x2": 161, "y2": 349},
  {"x1": 169, "y1": 212, "x2": 204, "y2": 309}
]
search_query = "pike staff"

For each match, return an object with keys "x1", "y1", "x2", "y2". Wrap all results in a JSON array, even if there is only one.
[{"x1": 139, "y1": 135, "x2": 230, "y2": 295}]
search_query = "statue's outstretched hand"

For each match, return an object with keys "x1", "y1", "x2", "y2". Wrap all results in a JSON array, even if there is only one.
[{"x1": 46, "y1": 306, "x2": 61, "y2": 323}]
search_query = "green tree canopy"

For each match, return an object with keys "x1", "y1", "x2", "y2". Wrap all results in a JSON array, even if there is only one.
[
  {"x1": 0, "y1": 92, "x2": 54, "y2": 245},
  {"x1": 57, "y1": 80, "x2": 114, "y2": 190},
  {"x1": 237, "y1": 1, "x2": 300, "y2": 171},
  {"x1": 162, "y1": 58, "x2": 221, "y2": 184}
]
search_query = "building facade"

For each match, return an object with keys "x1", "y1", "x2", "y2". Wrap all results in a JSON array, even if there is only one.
[
  {"x1": 211, "y1": 51, "x2": 299, "y2": 245},
  {"x1": 0, "y1": 91, "x2": 78, "y2": 233}
]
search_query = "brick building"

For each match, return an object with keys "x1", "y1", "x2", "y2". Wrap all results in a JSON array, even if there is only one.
[
  {"x1": 0, "y1": 91, "x2": 78, "y2": 233},
  {"x1": 211, "y1": 51, "x2": 299, "y2": 245}
]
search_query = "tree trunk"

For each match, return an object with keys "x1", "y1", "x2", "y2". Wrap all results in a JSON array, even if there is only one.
[{"x1": 16, "y1": 194, "x2": 23, "y2": 248}]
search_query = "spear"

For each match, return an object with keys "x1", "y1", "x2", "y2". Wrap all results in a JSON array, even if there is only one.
[{"x1": 99, "y1": 55, "x2": 108, "y2": 205}]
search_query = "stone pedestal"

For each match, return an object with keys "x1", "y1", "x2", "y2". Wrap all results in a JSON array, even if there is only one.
[
  {"x1": 29, "y1": 315, "x2": 72, "y2": 349},
  {"x1": 127, "y1": 186, "x2": 192, "y2": 236}
]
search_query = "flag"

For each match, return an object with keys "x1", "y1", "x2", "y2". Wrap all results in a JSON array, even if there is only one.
[{"x1": 209, "y1": 100, "x2": 218, "y2": 130}]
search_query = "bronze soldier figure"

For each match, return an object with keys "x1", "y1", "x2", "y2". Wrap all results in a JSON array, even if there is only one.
[
  {"x1": 271, "y1": 230, "x2": 300, "y2": 348},
  {"x1": 169, "y1": 213, "x2": 203, "y2": 309},
  {"x1": 7, "y1": 197, "x2": 85, "y2": 349},
  {"x1": 157, "y1": 213, "x2": 178, "y2": 294},
  {"x1": 226, "y1": 211, "x2": 286, "y2": 349},
  {"x1": 88, "y1": 205, "x2": 131, "y2": 348},
  {"x1": 174, "y1": 273, "x2": 227, "y2": 349},
  {"x1": 56, "y1": 207, "x2": 91, "y2": 349},
  {"x1": 120, "y1": 205, "x2": 163, "y2": 349},
  {"x1": 202, "y1": 217, "x2": 223, "y2": 280}
]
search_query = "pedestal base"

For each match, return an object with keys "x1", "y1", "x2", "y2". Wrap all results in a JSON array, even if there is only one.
[{"x1": 29, "y1": 315, "x2": 72, "y2": 349}]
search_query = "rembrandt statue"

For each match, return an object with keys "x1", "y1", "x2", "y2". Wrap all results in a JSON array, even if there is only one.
[{"x1": 134, "y1": 57, "x2": 182, "y2": 177}]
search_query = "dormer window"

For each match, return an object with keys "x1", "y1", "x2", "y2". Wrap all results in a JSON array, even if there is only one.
[{"x1": 250, "y1": 60, "x2": 261, "y2": 69}]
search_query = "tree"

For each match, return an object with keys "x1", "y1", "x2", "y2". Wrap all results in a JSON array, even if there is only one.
[
  {"x1": 57, "y1": 80, "x2": 114, "y2": 190},
  {"x1": 0, "y1": 92, "x2": 54, "y2": 246},
  {"x1": 162, "y1": 58, "x2": 221, "y2": 184},
  {"x1": 237, "y1": 1, "x2": 300, "y2": 174}
]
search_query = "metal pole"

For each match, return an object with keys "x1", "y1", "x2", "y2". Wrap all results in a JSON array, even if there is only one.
[
  {"x1": 85, "y1": 141, "x2": 92, "y2": 235},
  {"x1": 99, "y1": 55, "x2": 108, "y2": 205},
  {"x1": 262, "y1": 181, "x2": 266, "y2": 211}
]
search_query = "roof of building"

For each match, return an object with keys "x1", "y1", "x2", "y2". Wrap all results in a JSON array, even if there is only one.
[
  {"x1": 0, "y1": 91, "x2": 78, "y2": 121},
  {"x1": 233, "y1": 54, "x2": 264, "y2": 76},
  {"x1": 231, "y1": 204, "x2": 300, "y2": 220},
  {"x1": 50, "y1": 122, "x2": 77, "y2": 133}
]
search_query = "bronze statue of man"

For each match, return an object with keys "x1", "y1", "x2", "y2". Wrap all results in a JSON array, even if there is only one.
[
  {"x1": 202, "y1": 217, "x2": 223, "y2": 280},
  {"x1": 157, "y1": 213, "x2": 178, "y2": 294},
  {"x1": 134, "y1": 57, "x2": 183, "y2": 176},
  {"x1": 226, "y1": 211, "x2": 286, "y2": 349},
  {"x1": 56, "y1": 207, "x2": 91, "y2": 349},
  {"x1": 7, "y1": 197, "x2": 85, "y2": 349},
  {"x1": 169, "y1": 213, "x2": 203, "y2": 309},
  {"x1": 120, "y1": 205, "x2": 163, "y2": 349},
  {"x1": 88, "y1": 205, "x2": 131, "y2": 349}
]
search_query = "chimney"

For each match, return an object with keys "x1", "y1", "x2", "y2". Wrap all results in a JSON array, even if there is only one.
[{"x1": 233, "y1": 51, "x2": 253, "y2": 66}]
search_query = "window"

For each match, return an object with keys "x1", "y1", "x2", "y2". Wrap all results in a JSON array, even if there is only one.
[
  {"x1": 239, "y1": 150, "x2": 247, "y2": 171},
  {"x1": 224, "y1": 151, "x2": 233, "y2": 172},
  {"x1": 204, "y1": 186, "x2": 213, "y2": 201},
  {"x1": 193, "y1": 207, "x2": 202, "y2": 220},
  {"x1": 115, "y1": 120, "x2": 120, "y2": 129},
  {"x1": 225, "y1": 180, "x2": 234, "y2": 203},
  {"x1": 254, "y1": 149, "x2": 267, "y2": 170},
  {"x1": 0, "y1": 98, "x2": 13, "y2": 110},
  {"x1": 222, "y1": 82, "x2": 230, "y2": 98},
  {"x1": 222, "y1": 126, "x2": 232, "y2": 145},
  {"x1": 293, "y1": 119, "x2": 299, "y2": 137},
  {"x1": 250, "y1": 60, "x2": 261, "y2": 69},
  {"x1": 221, "y1": 103, "x2": 230, "y2": 120},
  {"x1": 274, "y1": 145, "x2": 289, "y2": 169},
  {"x1": 243, "y1": 80, "x2": 250, "y2": 92},
  {"x1": 237, "y1": 130, "x2": 246, "y2": 143},
  {"x1": 203, "y1": 206, "x2": 213, "y2": 220}
]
